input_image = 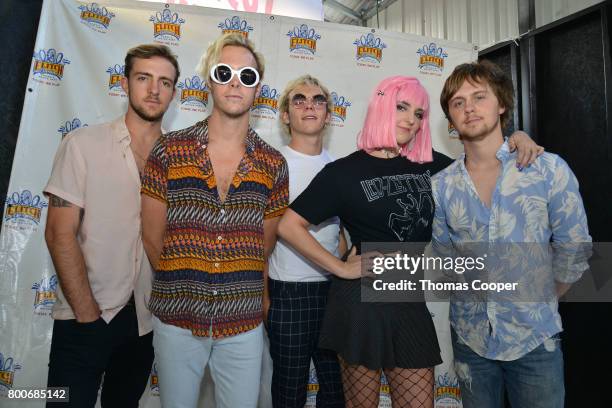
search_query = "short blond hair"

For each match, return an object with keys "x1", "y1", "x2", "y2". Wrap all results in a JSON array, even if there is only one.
[
  {"x1": 197, "y1": 33, "x2": 265, "y2": 86},
  {"x1": 278, "y1": 74, "x2": 332, "y2": 135}
]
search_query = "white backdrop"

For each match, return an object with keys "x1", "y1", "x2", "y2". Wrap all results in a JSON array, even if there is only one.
[
  {"x1": 139, "y1": 0, "x2": 325, "y2": 21},
  {"x1": 0, "y1": 1, "x2": 475, "y2": 406}
]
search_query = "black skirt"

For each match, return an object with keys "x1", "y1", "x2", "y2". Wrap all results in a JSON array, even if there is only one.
[{"x1": 319, "y1": 276, "x2": 442, "y2": 370}]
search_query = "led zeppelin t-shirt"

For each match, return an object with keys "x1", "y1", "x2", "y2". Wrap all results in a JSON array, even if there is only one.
[{"x1": 291, "y1": 149, "x2": 454, "y2": 249}]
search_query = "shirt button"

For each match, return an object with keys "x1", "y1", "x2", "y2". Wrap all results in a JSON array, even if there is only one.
[
  {"x1": 212, "y1": 290, "x2": 218, "y2": 295},
  {"x1": 214, "y1": 262, "x2": 220, "y2": 267},
  {"x1": 217, "y1": 235, "x2": 223, "y2": 241}
]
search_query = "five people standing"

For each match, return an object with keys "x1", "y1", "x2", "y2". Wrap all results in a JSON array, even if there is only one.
[{"x1": 42, "y1": 31, "x2": 587, "y2": 408}]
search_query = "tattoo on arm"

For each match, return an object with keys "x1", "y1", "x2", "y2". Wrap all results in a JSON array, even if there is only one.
[{"x1": 49, "y1": 194, "x2": 74, "y2": 208}]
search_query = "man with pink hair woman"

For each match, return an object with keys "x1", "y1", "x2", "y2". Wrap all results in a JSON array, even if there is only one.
[{"x1": 278, "y1": 76, "x2": 540, "y2": 407}]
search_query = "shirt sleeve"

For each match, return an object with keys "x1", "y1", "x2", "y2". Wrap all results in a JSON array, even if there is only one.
[
  {"x1": 548, "y1": 155, "x2": 592, "y2": 283},
  {"x1": 290, "y1": 163, "x2": 343, "y2": 226},
  {"x1": 430, "y1": 175, "x2": 457, "y2": 279},
  {"x1": 141, "y1": 136, "x2": 168, "y2": 203},
  {"x1": 264, "y1": 156, "x2": 289, "y2": 219},
  {"x1": 43, "y1": 133, "x2": 87, "y2": 208}
]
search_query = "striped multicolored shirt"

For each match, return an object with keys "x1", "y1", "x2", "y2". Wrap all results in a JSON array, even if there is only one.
[{"x1": 141, "y1": 118, "x2": 289, "y2": 338}]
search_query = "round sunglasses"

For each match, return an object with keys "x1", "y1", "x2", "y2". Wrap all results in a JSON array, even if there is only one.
[{"x1": 209, "y1": 63, "x2": 260, "y2": 87}]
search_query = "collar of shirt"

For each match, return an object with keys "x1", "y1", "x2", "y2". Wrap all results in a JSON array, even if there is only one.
[
  {"x1": 194, "y1": 117, "x2": 257, "y2": 187},
  {"x1": 110, "y1": 115, "x2": 167, "y2": 185},
  {"x1": 455, "y1": 140, "x2": 515, "y2": 206},
  {"x1": 111, "y1": 115, "x2": 131, "y2": 145},
  {"x1": 457, "y1": 140, "x2": 513, "y2": 171},
  {"x1": 109, "y1": 115, "x2": 140, "y2": 185},
  {"x1": 110, "y1": 115, "x2": 167, "y2": 145}
]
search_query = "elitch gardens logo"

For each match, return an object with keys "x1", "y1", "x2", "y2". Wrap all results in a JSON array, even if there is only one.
[
  {"x1": 58, "y1": 118, "x2": 87, "y2": 138},
  {"x1": 0, "y1": 353, "x2": 22, "y2": 393},
  {"x1": 287, "y1": 24, "x2": 320, "y2": 61},
  {"x1": 330, "y1": 91, "x2": 351, "y2": 127},
  {"x1": 78, "y1": 2, "x2": 115, "y2": 33},
  {"x1": 32, "y1": 275, "x2": 58, "y2": 316},
  {"x1": 435, "y1": 372, "x2": 461, "y2": 407},
  {"x1": 251, "y1": 84, "x2": 279, "y2": 120},
  {"x1": 354, "y1": 32, "x2": 386, "y2": 68},
  {"x1": 218, "y1": 16, "x2": 253, "y2": 38},
  {"x1": 31, "y1": 48, "x2": 70, "y2": 86},
  {"x1": 150, "y1": 4, "x2": 185, "y2": 46},
  {"x1": 106, "y1": 64, "x2": 126, "y2": 97},
  {"x1": 4, "y1": 190, "x2": 48, "y2": 231},
  {"x1": 177, "y1": 75, "x2": 209, "y2": 113},
  {"x1": 417, "y1": 42, "x2": 448, "y2": 76}
]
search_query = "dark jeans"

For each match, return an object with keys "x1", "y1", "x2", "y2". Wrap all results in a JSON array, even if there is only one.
[
  {"x1": 452, "y1": 329, "x2": 564, "y2": 408},
  {"x1": 267, "y1": 278, "x2": 345, "y2": 408},
  {"x1": 46, "y1": 304, "x2": 153, "y2": 408}
]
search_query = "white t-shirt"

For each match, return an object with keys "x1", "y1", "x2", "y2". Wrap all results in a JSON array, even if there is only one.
[{"x1": 268, "y1": 145, "x2": 340, "y2": 282}]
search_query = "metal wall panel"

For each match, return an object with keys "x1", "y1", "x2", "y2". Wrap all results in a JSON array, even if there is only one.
[
  {"x1": 367, "y1": 6, "x2": 387, "y2": 29},
  {"x1": 470, "y1": 0, "x2": 496, "y2": 47},
  {"x1": 568, "y1": 0, "x2": 604, "y2": 14},
  {"x1": 403, "y1": 0, "x2": 423, "y2": 35},
  {"x1": 423, "y1": 0, "x2": 446, "y2": 39},
  {"x1": 499, "y1": 0, "x2": 519, "y2": 41},
  {"x1": 362, "y1": 0, "x2": 602, "y2": 48},
  {"x1": 367, "y1": 0, "x2": 422, "y2": 35},
  {"x1": 365, "y1": 0, "x2": 503, "y2": 48},
  {"x1": 386, "y1": 0, "x2": 404, "y2": 33},
  {"x1": 445, "y1": 0, "x2": 469, "y2": 43},
  {"x1": 535, "y1": 0, "x2": 604, "y2": 27},
  {"x1": 536, "y1": 0, "x2": 568, "y2": 27}
]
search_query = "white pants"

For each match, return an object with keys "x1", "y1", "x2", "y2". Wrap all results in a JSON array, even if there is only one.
[{"x1": 152, "y1": 316, "x2": 263, "y2": 408}]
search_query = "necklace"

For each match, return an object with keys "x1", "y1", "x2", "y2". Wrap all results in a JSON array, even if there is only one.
[{"x1": 384, "y1": 147, "x2": 400, "y2": 158}]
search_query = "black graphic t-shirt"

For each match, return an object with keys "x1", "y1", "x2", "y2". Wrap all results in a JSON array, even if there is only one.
[{"x1": 291, "y1": 149, "x2": 453, "y2": 249}]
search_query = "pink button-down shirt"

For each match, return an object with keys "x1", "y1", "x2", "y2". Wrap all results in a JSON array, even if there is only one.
[{"x1": 44, "y1": 116, "x2": 153, "y2": 335}]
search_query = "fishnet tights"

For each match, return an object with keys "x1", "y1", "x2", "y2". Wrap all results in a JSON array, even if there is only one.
[
  {"x1": 339, "y1": 358, "x2": 381, "y2": 407},
  {"x1": 385, "y1": 366, "x2": 434, "y2": 408},
  {"x1": 339, "y1": 357, "x2": 434, "y2": 408}
]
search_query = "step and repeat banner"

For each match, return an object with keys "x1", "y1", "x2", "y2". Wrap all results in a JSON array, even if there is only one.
[
  {"x1": 139, "y1": 0, "x2": 325, "y2": 20},
  {"x1": 0, "y1": 1, "x2": 474, "y2": 406}
]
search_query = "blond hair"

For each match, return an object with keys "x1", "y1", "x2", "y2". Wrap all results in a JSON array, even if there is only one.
[
  {"x1": 196, "y1": 33, "x2": 265, "y2": 86},
  {"x1": 278, "y1": 75, "x2": 332, "y2": 135}
]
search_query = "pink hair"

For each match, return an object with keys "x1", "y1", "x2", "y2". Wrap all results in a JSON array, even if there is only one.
[{"x1": 357, "y1": 76, "x2": 433, "y2": 163}]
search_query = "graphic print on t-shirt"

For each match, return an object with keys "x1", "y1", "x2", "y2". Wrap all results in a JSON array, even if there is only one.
[
  {"x1": 389, "y1": 193, "x2": 433, "y2": 240},
  {"x1": 359, "y1": 170, "x2": 433, "y2": 241}
]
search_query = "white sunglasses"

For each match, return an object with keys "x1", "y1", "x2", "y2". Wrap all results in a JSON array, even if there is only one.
[{"x1": 209, "y1": 63, "x2": 260, "y2": 87}]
